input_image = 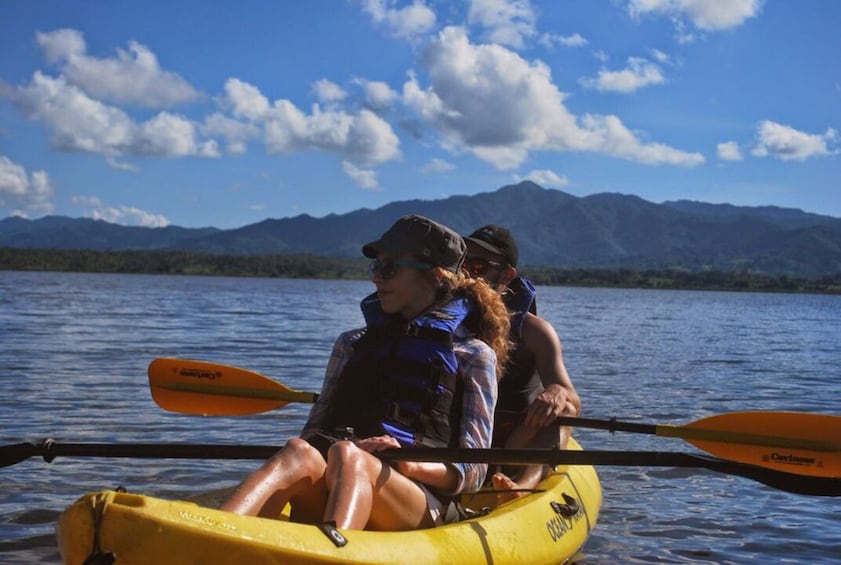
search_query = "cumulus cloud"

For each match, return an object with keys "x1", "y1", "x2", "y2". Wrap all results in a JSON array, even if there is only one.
[
  {"x1": 403, "y1": 27, "x2": 703, "y2": 169},
  {"x1": 539, "y1": 33, "x2": 588, "y2": 48},
  {"x1": 4, "y1": 72, "x2": 217, "y2": 159},
  {"x1": 223, "y1": 78, "x2": 271, "y2": 120},
  {"x1": 362, "y1": 0, "x2": 437, "y2": 40},
  {"x1": 580, "y1": 57, "x2": 666, "y2": 93},
  {"x1": 312, "y1": 79, "x2": 347, "y2": 104},
  {"x1": 36, "y1": 28, "x2": 199, "y2": 108},
  {"x1": 717, "y1": 141, "x2": 743, "y2": 161},
  {"x1": 420, "y1": 157, "x2": 456, "y2": 173},
  {"x1": 342, "y1": 161, "x2": 380, "y2": 190},
  {"x1": 516, "y1": 169, "x2": 569, "y2": 187},
  {"x1": 71, "y1": 195, "x2": 170, "y2": 227},
  {"x1": 751, "y1": 120, "x2": 838, "y2": 161},
  {"x1": 202, "y1": 112, "x2": 261, "y2": 154},
  {"x1": 353, "y1": 78, "x2": 399, "y2": 110},
  {"x1": 222, "y1": 79, "x2": 401, "y2": 168},
  {"x1": 468, "y1": 0, "x2": 536, "y2": 49},
  {"x1": 0, "y1": 155, "x2": 54, "y2": 215},
  {"x1": 628, "y1": 0, "x2": 763, "y2": 32}
]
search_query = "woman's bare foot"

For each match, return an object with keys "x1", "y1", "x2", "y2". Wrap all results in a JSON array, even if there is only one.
[{"x1": 492, "y1": 472, "x2": 529, "y2": 503}]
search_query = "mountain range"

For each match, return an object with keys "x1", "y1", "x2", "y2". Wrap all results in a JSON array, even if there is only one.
[{"x1": 2, "y1": 182, "x2": 840, "y2": 276}]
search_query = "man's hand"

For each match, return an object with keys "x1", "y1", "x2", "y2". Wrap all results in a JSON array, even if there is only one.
[{"x1": 524, "y1": 384, "x2": 575, "y2": 428}]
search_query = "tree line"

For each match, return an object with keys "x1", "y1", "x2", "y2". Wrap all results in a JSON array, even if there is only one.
[{"x1": 2, "y1": 247, "x2": 839, "y2": 294}]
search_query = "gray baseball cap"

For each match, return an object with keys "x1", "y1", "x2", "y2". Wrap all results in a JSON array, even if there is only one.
[{"x1": 363, "y1": 215, "x2": 466, "y2": 273}]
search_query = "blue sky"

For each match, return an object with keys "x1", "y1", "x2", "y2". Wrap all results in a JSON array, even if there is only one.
[{"x1": 1, "y1": 0, "x2": 838, "y2": 228}]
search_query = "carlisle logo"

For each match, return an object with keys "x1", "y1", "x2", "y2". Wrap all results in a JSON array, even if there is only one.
[
  {"x1": 764, "y1": 452, "x2": 820, "y2": 467},
  {"x1": 177, "y1": 368, "x2": 221, "y2": 380}
]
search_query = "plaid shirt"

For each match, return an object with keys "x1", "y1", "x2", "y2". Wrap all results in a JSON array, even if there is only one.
[{"x1": 302, "y1": 325, "x2": 498, "y2": 495}]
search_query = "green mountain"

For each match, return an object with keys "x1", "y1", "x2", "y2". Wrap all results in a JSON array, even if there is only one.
[{"x1": 2, "y1": 182, "x2": 840, "y2": 275}]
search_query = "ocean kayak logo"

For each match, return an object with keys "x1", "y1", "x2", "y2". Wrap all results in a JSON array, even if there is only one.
[
  {"x1": 764, "y1": 452, "x2": 822, "y2": 468},
  {"x1": 177, "y1": 368, "x2": 222, "y2": 380},
  {"x1": 546, "y1": 494, "x2": 583, "y2": 543}
]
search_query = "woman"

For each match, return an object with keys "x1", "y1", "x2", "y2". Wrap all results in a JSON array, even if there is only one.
[{"x1": 220, "y1": 215, "x2": 510, "y2": 531}]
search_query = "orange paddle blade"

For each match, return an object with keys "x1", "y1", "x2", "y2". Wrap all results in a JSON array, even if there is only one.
[
  {"x1": 656, "y1": 411, "x2": 841, "y2": 478},
  {"x1": 148, "y1": 358, "x2": 317, "y2": 416}
]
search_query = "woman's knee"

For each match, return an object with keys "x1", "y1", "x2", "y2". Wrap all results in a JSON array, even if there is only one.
[
  {"x1": 326, "y1": 440, "x2": 364, "y2": 466},
  {"x1": 266, "y1": 437, "x2": 325, "y2": 475},
  {"x1": 324, "y1": 441, "x2": 371, "y2": 486}
]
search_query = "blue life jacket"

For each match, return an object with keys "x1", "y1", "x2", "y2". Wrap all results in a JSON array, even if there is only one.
[
  {"x1": 321, "y1": 293, "x2": 474, "y2": 448},
  {"x1": 505, "y1": 277, "x2": 537, "y2": 339}
]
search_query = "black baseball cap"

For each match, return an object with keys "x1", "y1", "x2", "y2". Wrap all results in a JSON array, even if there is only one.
[
  {"x1": 465, "y1": 224, "x2": 519, "y2": 267},
  {"x1": 363, "y1": 215, "x2": 467, "y2": 273}
]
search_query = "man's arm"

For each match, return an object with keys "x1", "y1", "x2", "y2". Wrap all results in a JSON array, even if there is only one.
[{"x1": 520, "y1": 312, "x2": 581, "y2": 428}]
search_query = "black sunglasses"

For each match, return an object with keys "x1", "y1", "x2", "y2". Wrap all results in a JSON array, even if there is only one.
[
  {"x1": 369, "y1": 258, "x2": 432, "y2": 280},
  {"x1": 463, "y1": 258, "x2": 504, "y2": 277}
]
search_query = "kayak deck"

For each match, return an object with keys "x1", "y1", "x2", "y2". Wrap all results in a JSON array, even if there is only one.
[{"x1": 56, "y1": 440, "x2": 601, "y2": 564}]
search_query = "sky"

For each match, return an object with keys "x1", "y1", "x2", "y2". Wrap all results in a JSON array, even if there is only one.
[{"x1": 1, "y1": 0, "x2": 839, "y2": 229}]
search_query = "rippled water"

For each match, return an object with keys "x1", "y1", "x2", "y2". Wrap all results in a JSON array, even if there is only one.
[{"x1": 1, "y1": 271, "x2": 839, "y2": 564}]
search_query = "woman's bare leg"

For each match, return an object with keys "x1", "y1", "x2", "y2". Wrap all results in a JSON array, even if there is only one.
[
  {"x1": 322, "y1": 441, "x2": 435, "y2": 531},
  {"x1": 220, "y1": 437, "x2": 328, "y2": 519}
]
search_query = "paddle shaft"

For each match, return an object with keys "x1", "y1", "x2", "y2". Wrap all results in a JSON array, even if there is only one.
[
  {"x1": 551, "y1": 416, "x2": 839, "y2": 452},
  {"x1": 147, "y1": 360, "x2": 841, "y2": 478},
  {"x1": 4, "y1": 439, "x2": 839, "y2": 497},
  {"x1": 150, "y1": 360, "x2": 840, "y2": 450}
]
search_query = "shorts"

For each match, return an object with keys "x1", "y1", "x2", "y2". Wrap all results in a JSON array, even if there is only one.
[{"x1": 418, "y1": 482, "x2": 460, "y2": 525}]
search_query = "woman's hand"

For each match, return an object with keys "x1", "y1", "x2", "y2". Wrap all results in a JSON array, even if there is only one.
[
  {"x1": 355, "y1": 434, "x2": 400, "y2": 453},
  {"x1": 355, "y1": 435, "x2": 422, "y2": 476}
]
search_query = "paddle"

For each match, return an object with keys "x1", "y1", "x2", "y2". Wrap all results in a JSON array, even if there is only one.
[
  {"x1": 148, "y1": 359, "x2": 841, "y2": 478},
  {"x1": 2, "y1": 439, "x2": 839, "y2": 497},
  {"x1": 148, "y1": 358, "x2": 318, "y2": 416}
]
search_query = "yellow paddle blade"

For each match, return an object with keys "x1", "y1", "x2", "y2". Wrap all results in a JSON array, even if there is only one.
[
  {"x1": 656, "y1": 411, "x2": 841, "y2": 478},
  {"x1": 148, "y1": 358, "x2": 317, "y2": 416}
]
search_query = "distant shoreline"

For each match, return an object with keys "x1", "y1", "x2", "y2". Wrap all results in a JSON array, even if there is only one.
[{"x1": 2, "y1": 247, "x2": 839, "y2": 294}]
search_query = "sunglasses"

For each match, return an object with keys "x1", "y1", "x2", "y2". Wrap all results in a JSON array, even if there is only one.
[
  {"x1": 463, "y1": 258, "x2": 504, "y2": 277},
  {"x1": 369, "y1": 258, "x2": 432, "y2": 280}
]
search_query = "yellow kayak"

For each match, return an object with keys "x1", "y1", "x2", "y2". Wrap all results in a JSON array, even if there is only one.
[{"x1": 56, "y1": 438, "x2": 601, "y2": 564}]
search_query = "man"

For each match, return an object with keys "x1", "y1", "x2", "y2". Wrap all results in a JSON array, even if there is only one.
[{"x1": 463, "y1": 225, "x2": 581, "y2": 496}]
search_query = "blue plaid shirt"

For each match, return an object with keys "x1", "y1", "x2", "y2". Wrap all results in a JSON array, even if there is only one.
[{"x1": 302, "y1": 326, "x2": 498, "y2": 495}]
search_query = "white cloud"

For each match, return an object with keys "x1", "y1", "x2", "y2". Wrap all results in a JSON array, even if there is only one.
[
  {"x1": 420, "y1": 158, "x2": 456, "y2": 173},
  {"x1": 751, "y1": 120, "x2": 838, "y2": 161},
  {"x1": 540, "y1": 33, "x2": 588, "y2": 48},
  {"x1": 342, "y1": 161, "x2": 380, "y2": 190},
  {"x1": 71, "y1": 195, "x2": 170, "y2": 227},
  {"x1": 717, "y1": 141, "x2": 743, "y2": 161},
  {"x1": 353, "y1": 78, "x2": 399, "y2": 109},
  {"x1": 403, "y1": 27, "x2": 703, "y2": 169},
  {"x1": 468, "y1": 0, "x2": 536, "y2": 49},
  {"x1": 0, "y1": 155, "x2": 54, "y2": 215},
  {"x1": 628, "y1": 0, "x2": 763, "y2": 32},
  {"x1": 106, "y1": 156, "x2": 140, "y2": 172},
  {"x1": 5, "y1": 72, "x2": 217, "y2": 159},
  {"x1": 362, "y1": 0, "x2": 437, "y2": 40},
  {"x1": 36, "y1": 28, "x2": 199, "y2": 108},
  {"x1": 223, "y1": 78, "x2": 271, "y2": 120},
  {"x1": 516, "y1": 169, "x2": 569, "y2": 187},
  {"x1": 221, "y1": 79, "x2": 401, "y2": 168},
  {"x1": 313, "y1": 79, "x2": 347, "y2": 104},
  {"x1": 580, "y1": 57, "x2": 666, "y2": 93},
  {"x1": 202, "y1": 112, "x2": 261, "y2": 154}
]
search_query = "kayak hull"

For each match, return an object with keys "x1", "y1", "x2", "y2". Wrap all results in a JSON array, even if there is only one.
[{"x1": 56, "y1": 440, "x2": 601, "y2": 564}]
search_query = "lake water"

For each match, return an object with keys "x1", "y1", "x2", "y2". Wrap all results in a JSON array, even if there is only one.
[{"x1": 1, "y1": 271, "x2": 839, "y2": 564}]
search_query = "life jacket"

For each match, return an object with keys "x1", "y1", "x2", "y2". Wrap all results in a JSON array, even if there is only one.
[
  {"x1": 494, "y1": 277, "x2": 542, "y2": 445},
  {"x1": 321, "y1": 293, "x2": 473, "y2": 448}
]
